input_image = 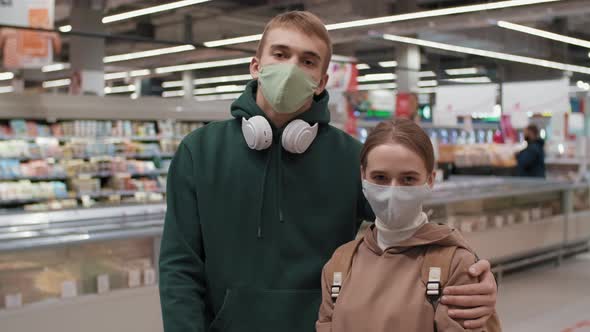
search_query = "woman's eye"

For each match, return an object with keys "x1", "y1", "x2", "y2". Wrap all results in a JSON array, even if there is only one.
[
  {"x1": 372, "y1": 175, "x2": 388, "y2": 183},
  {"x1": 402, "y1": 177, "x2": 416, "y2": 185},
  {"x1": 273, "y1": 52, "x2": 284, "y2": 59}
]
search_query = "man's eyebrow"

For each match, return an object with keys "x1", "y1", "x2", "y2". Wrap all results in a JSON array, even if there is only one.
[{"x1": 269, "y1": 44, "x2": 322, "y2": 60}]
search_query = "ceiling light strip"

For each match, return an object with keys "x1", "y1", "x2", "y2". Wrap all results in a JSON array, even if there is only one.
[
  {"x1": 102, "y1": 0, "x2": 211, "y2": 24},
  {"x1": 203, "y1": 0, "x2": 560, "y2": 47},
  {"x1": 498, "y1": 21, "x2": 590, "y2": 48},
  {"x1": 155, "y1": 57, "x2": 252, "y2": 74},
  {"x1": 381, "y1": 33, "x2": 590, "y2": 75}
]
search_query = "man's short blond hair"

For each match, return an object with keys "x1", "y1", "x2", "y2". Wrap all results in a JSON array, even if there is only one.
[{"x1": 256, "y1": 11, "x2": 333, "y2": 73}]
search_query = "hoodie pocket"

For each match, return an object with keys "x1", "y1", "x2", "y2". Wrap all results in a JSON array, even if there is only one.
[
  {"x1": 209, "y1": 289, "x2": 233, "y2": 331},
  {"x1": 209, "y1": 287, "x2": 321, "y2": 332}
]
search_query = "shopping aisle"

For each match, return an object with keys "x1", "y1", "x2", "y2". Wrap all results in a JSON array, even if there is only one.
[{"x1": 497, "y1": 253, "x2": 590, "y2": 332}]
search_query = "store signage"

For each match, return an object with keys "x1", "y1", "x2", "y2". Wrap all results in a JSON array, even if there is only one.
[
  {"x1": 395, "y1": 93, "x2": 415, "y2": 119},
  {"x1": 0, "y1": 0, "x2": 56, "y2": 69},
  {"x1": 502, "y1": 78, "x2": 570, "y2": 128},
  {"x1": 434, "y1": 84, "x2": 497, "y2": 126}
]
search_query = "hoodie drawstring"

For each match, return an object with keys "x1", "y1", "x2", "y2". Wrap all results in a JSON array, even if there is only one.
[{"x1": 257, "y1": 152, "x2": 273, "y2": 238}]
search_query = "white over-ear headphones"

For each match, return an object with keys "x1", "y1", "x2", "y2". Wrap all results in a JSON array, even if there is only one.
[{"x1": 241, "y1": 116, "x2": 318, "y2": 154}]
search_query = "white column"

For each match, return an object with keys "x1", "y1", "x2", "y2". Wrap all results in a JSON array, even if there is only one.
[
  {"x1": 69, "y1": 0, "x2": 105, "y2": 96},
  {"x1": 182, "y1": 71, "x2": 194, "y2": 100}
]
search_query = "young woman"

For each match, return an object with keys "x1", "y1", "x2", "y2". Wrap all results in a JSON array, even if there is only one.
[{"x1": 316, "y1": 119, "x2": 499, "y2": 331}]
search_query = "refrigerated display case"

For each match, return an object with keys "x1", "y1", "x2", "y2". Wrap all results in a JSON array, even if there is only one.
[
  {"x1": 425, "y1": 177, "x2": 590, "y2": 279},
  {"x1": 0, "y1": 204, "x2": 165, "y2": 309}
]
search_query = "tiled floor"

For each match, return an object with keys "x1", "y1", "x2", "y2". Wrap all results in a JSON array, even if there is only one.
[{"x1": 497, "y1": 252, "x2": 590, "y2": 332}]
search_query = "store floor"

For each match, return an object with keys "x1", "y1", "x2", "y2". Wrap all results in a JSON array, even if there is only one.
[{"x1": 497, "y1": 252, "x2": 590, "y2": 332}]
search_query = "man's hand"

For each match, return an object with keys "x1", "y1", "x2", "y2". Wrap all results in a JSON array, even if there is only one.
[{"x1": 441, "y1": 259, "x2": 497, "y2": 329}]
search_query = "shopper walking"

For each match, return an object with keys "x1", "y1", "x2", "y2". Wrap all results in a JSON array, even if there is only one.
[
  {"x1": 159, "y1": 11, "x2": 497, "y2": 332},
  {"x1": 316, "y1": 119, "x2": 501, "y2": 332},
  {"x1": 516, "y1": 124, "x2": 546, "y2": 178}
]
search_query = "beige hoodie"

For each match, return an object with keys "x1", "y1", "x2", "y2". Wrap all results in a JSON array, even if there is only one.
[{"x1": 316, "y1": 222, "x2": 483, "y2": 332}]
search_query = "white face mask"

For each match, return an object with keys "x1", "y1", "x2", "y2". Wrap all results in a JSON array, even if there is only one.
[{"x1": 362, "y1": 180, "x2": 432, "y2": 231}]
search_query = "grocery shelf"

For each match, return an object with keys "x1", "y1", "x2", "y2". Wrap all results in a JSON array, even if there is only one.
[
  {"x1": 545, "y1": 157, "x2": 588, "y2": 165},
  {"x1": 0, "y1": 153, "x2": 175, "y2": 161},
  {"x1": 0, "y1": 175, "x2": 68, "y2": 181},
  {"x1": 0, "y1": 136, "x2": 185, "y2": 142}
]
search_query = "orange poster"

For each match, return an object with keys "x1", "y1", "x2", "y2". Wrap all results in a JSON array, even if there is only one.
[{"x1": 1, "y1": 4, "x2": 57, "y2": 69}]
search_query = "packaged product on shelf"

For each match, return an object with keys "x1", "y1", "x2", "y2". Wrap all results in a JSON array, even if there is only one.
[
  {"x1": 9, "y1": 120, "x2": 27, "y2": 137},
  {"x1": 542, "y1": 207, "x2": 553, "y2": 218},
  {"x1": 531, "y1": 208, "x2": 542, "y2": 220},
  {"x1": 492, "y1": 215, "x2": 505, "y2": 228},
  {"x1": 519, "y1": 210, "x2": 531, "y2": 224},
  {"x1": 70, "y1": 177, "x2": 101, "y2": 194},
  {"x1": 505, "y1": 212, "x2": 516, "y2": 226}
]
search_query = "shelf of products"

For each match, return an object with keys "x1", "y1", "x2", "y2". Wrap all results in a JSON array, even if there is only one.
[
  {"x1": 0, "y1": 119, "x2": 202, "y2": 212},
  {"x1": 425, "y1": 177, "x2": 590, "y2": 270}
]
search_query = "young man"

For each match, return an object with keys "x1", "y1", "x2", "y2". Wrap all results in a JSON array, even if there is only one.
[{"x1": 159, "y1": 11, "x2": 497, "y2": 332}]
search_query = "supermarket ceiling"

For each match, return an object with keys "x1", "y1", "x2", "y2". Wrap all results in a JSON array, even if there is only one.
[{"x1": 27, "y1": 0, "x2": 590, "y2": 92}]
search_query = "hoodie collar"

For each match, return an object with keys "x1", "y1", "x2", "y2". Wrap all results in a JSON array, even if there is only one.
[
  {"x1": 230, "y1": 80, "x2": 331, "y2": 128},
  {"x1": 364, "y1": 222, "x2": 472, "y2": 255}
]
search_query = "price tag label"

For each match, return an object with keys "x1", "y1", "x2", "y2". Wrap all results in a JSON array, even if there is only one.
[
  {"x1": 97, "y1": 274, "x2": 110, "y2": 294},
  {"x1": 128, "y1": 269, "x2": 141, "y2": 288},
  {"x1": 143, "y1": 268, "x2": 156, "y2": 286},
  {"x1": 61, "y1": 280, "x2": 78, "y2": 298},
  {"x1": 5, "y1": 293, "x2": 23, "y2": 309}
]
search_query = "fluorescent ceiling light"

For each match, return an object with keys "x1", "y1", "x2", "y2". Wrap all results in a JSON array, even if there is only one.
[
  {"x1": 204, "y1": 34, "x2": 263, "y2": 48},
  {"x1": 104, "y1": 85, "x2": 136, "y2": 94},
  {"x1": 195, "y1": 93, "x2": 242, "y2": 102},
  {"x1": 155, "y1": 57, "x2": 252, "y2": 74},
  {"x1": 326, "y1": 0, "x2": 559, "y2": 30},
  {"x1": 357, "y1": 73, "x2": 397, "y2": 82},
  {"x1": 103, "y1": 0, "x2": 211, "y2": 24},
  {"x1": 203, "y1": 0, "x2": 560, "y2": 47},
  {"x1": 356, "y1": 63, "x2": 370, "y2": 70},
  {"x1": 446, "y1": 76, "x2": 492, "y2": 83},
  {"x1": 58, "y1": 25, "x2": 72, "y2": 32},
  {"x1": 130, "y1": 69, "x2": 151, "y2": 77},
  {"x1": 419, "y1": 71, "x2": 436, "y2": 77},
  {"x1": 42, "y1": 79, "x2": 71, "y2": 88},
  {"x1": 381, "y1": 33, "x2": 590, "y2": 75},
  {"x1": 378, "y1": 61, "x2": 398, "y2": 68},
  {"x1": 104, "y1": 45, "x2": 195, "y2": 63},
  {"x1": 357, "y1": 83, "x2": 397, "y2": 90},
  {"x1": 104, "y1": 69, "x2": 151, "y2": 81},
  {"x1": 163, "y1": 74, "x2": 252, "y2": 89},
  {"x1": 163, "y1": 90, "x2": 185, "y2": 98},
  {"x1": 577, "y1": 80, "x2": 590, "y2": 91},
  {"x1": 418, "y1": 80, "x2": 438, "y2": 87},
  {"x1": 445, "y1": 67, "x2": 479, "y2": 75},
  {"x1": 418, "y1": 88, "x2": 436, "y2": 94},
  {"x1": 42, "y1": 63, "x2": 70, "y2": 73},
  {"x1": 195, "y1": 84, "x2": 246, "y2": 95},
  {"x1": 0, "y1": 86, "x2": 14, "y2": 94},
  {"x1": 104, "y1": 72, "x2": 129, "y2": 80},
  {"x1": 0, "y1": 72, "x2": 14, "y2": 81},
  {"x1": 331, "y1": 55, "x2": 357, "y2": 63},
  {"x1": 196, "y1": 74, "x2": 251, "y2": 85},
  {"x1": 497, "y1": 21, "x2": 590, "y2": 49}
]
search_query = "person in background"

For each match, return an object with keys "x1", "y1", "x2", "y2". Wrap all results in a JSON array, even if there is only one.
[
  {"x1": 159, "y1": 11, "x2": 498, "y2": 332},
  {"x1": 516, "y1": 124, "x2": 545, "y2": 178}
]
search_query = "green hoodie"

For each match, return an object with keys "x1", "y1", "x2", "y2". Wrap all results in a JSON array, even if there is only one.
[{"x1": 159, "y1": 80, "x2": 373, "y2": 332}]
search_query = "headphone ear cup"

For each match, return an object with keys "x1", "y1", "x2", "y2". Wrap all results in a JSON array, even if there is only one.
[
  {"x1": 242, "y1": 116, "x2": 273, "y2": 150},
  {"x1": 282, "y1": 120, "x2": 318, "y2": 154}
]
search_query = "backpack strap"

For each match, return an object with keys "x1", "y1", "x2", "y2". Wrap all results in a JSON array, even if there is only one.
[
  {"x1": 421, "y1": 245, "x2": 458, "y2": 310},
  {"x1": 325, "y1": 238, "x2": 363, "y2": 303}
]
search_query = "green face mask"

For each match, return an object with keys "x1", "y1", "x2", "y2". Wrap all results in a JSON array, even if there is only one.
[{"x1": 258, "y1": 63, "x2": 319, "y2": 114}]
